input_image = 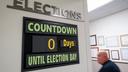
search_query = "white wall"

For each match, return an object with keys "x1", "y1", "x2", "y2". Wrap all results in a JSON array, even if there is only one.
[
  {"x1": 89, "y1": 9, "x2": 128, "y2": 72},
  {"x1": 0, "y1": 0, "x2": 92, "y2": 72},
  {"x1": 90, "y1": 9, "x2": 128, "y2": 36}
]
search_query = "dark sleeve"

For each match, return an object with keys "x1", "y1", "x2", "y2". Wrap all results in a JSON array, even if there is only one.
[
  {"x1": 99, "y1": 66, "x2": 113, "y2": 72},
  {"x1": 99, "y1": 65, "x2": 120, "y2": 72}
]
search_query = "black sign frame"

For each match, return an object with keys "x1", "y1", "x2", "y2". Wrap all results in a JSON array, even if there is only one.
[{"x1": 22, "y1": 17, "x2": 79, "y2": 72}]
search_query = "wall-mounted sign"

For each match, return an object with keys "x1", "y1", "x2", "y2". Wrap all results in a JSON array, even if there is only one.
[
  {"x1": 22, "y1": 17, "x2": 79, "y2": 72},
  {"x1": 7, "y1": 0, "x2": 82, "y2": 21}
]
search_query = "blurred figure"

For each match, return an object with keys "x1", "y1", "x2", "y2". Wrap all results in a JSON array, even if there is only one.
[{"x1": 97, "y1": 52, "x2": 120, "y2": 72}]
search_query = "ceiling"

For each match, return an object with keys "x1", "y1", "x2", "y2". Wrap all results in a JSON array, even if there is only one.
[{"x1": 88, "y1": 0, "x2": 128, "y2": 21}]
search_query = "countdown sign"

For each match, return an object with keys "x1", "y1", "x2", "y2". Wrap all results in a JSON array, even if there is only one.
[{"x1": 22, "y1": 17, "x2": 79, "y2": 71}]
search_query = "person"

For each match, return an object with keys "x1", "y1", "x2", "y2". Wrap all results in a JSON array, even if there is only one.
[{"x1": 97, "y1": 52, "x2": 120, "y2": 72}]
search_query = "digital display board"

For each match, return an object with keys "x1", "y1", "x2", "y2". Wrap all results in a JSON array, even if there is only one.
[{"x1": 22, "y1": 17, "x2": 79, "y2": 72}]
